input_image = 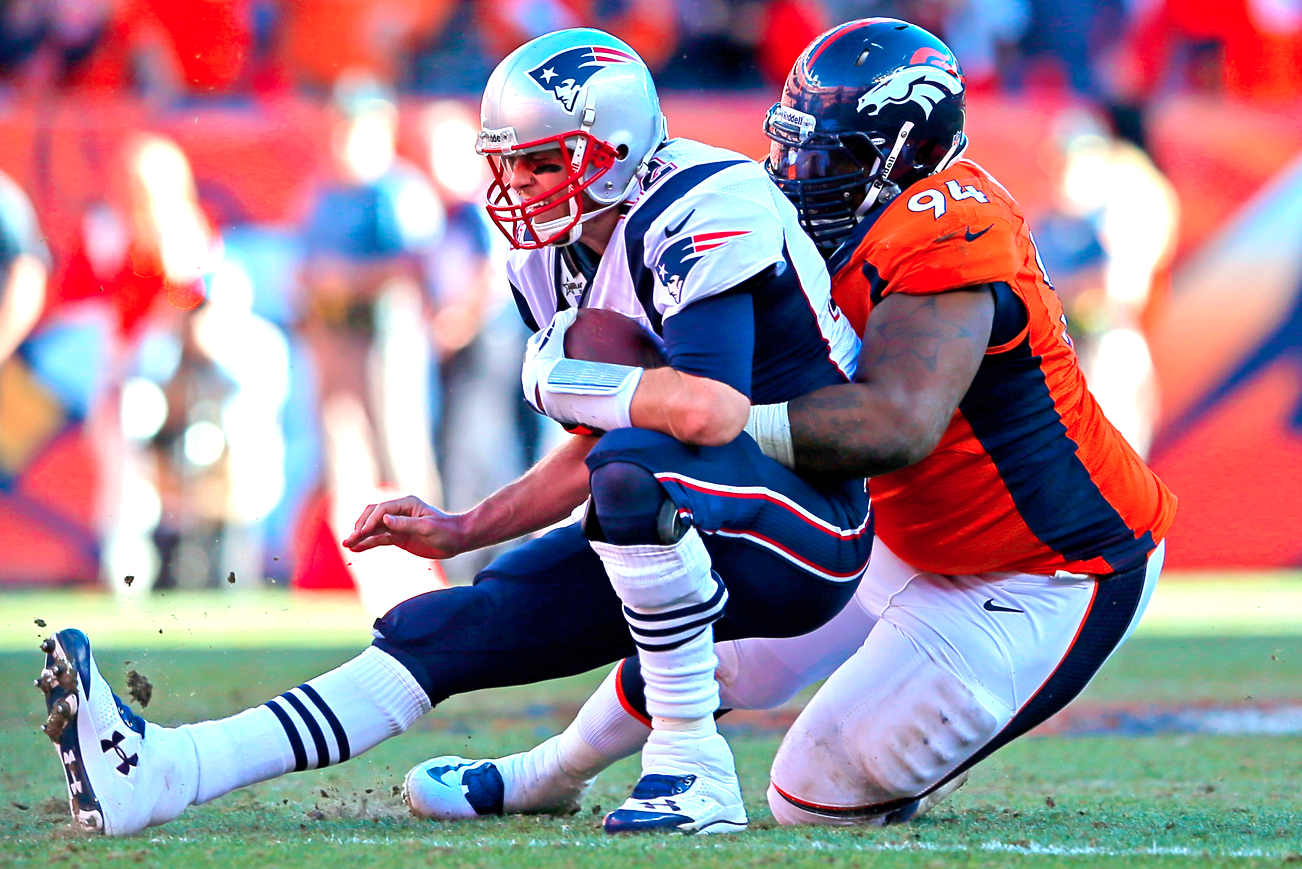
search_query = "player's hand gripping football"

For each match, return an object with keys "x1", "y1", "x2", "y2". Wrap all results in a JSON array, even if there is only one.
[
  {"x1": 521, "y1": 307, "x2": 646, "y2": 433},
  {"x1": 343, "y1": 496, "x2": 469, "y2": 560},
  {"x1": 520, "y1": 307, "x2": 578, "y2": 422}
]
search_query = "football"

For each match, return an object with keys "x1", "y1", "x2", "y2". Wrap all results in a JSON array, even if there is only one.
[{"x1": 564, "y1": 308, "x2": 668, "y2": 369}]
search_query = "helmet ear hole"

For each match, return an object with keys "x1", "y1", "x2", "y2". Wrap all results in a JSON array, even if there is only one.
[{"x1": 616, "y1": 144, "x2": 630, "y2": 160}]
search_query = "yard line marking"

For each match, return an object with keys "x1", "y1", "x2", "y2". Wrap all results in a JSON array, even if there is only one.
[{"x1": 149, "y1": 836, "x2": 1283, "y2": 858}]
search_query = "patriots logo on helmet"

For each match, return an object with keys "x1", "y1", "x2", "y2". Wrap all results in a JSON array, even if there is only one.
[
  {"x1": 655, "y1": 231, "x2": 750, "y2": 303},
  {"x1": 856, "y1": 66, "x2": 962, "y2": 119},
  {"x1": 528, "y1": 46, "x2": 642, "y2": 112}
]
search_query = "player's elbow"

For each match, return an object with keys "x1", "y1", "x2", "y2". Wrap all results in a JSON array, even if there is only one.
[
  {"x1": 669, "y1": 379, "x2": 750, "y2": 446},
  {"x1": 877, "y1": 402, "x2": 949, "y2": 471}
]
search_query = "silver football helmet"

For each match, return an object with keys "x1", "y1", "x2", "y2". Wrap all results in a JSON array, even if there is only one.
[{"x1": 477, "y1": 28, "x2": 668, "y2": 248}]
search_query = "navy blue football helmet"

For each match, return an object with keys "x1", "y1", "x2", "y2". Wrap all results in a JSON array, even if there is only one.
[{"x1": 764, "y1": 19, "x2": 968, "y2": 252}]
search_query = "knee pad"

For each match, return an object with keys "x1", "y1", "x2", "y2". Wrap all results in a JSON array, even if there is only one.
[
  {"x1": 588, "y1": 460, "x2": 677, "y2": 546},
  {"x1": 770, "y1": 625, "x2": 1002, "y2": 821}
]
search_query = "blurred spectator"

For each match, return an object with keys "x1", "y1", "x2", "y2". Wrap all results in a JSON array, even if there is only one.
[
  {"x1": 941, "y1": 0, "x2": 1030, "y2": 90},
  {"x1": 297, "y1": 73, "x2": 447, "y2": 611},
  {"x1": 0, "y1": 0, "x2": 112, "y2": 87},
  {"x1": 278, "y1": 0, "x2": 455, "y2": 90},
  {"x1": 1009, "y1": 0, "x2": 1129, "y2": 97},
  {"x1": 755, "y1": 0, "x2": 826, "y2": 85},
  {"x1": 17, "y1": 134, "x2": 217, "y2": 592},
  {"x1": 418, "y1": 99, "x2": 534, "y2": 582},
  {"x1": 50, "y1": 0, "x2": 263, "y2": 95},
  {"x1": 657, "y1": 0, "x2": 767, "y2": 88},
  {"x1": 1033, "y1": 111, "x2": 1179, "y2": 456},
  {"x1": 474, "y1": 0, "x2": 678, "y2": 70},
  {"x1": 142, "y1": 257, "x2": 291, "y2": 591},
  {"x1": 0, "y1": 170, "x2": 51, "y2": 494},
  {"x1": 0, "y1": 171, "x2": 49, "y2": 366},
  {"x1": 1125, "y1": 0, "x2": 1302, "y2": 102}
]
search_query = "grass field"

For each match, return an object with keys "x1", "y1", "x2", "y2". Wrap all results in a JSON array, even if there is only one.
[{"x1": 1, "y1": 577, "x2": 1301, "y2": 868}]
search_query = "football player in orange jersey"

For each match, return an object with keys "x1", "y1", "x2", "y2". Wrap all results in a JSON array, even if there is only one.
[{"x1": 401, "y1": 19, "x2": 1176, "y2": 828}]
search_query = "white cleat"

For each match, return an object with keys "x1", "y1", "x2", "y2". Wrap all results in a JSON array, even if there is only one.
[
  {"x1": 603, "y1": 730, "x2": 747, "y2": 835},
  {"x1": 404, "y1": 742, "x2": 593, "y2": 821},
  {"x1": 36, "y1": 629, "x2": 195, "y2": 836},
  {"x1": 403, "y1": 757, "x2": 507, "y2": 820}
]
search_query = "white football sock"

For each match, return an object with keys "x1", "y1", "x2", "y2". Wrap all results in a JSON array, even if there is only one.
[
  {"x1": 497, "y1": 665, "x2": 649, "y2": 813},
  {"x1": 182, "y1": 647, "x2": 430, "y2": 803},
  {"x1": 591, "y1": 527, "x2": 726, "y2": 721}
]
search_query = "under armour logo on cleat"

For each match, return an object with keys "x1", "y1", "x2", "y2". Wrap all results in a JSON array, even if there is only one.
[
  {"x1": 101, "y1": 731, "x2": 139, "y2": 776},
  {"x1": 638, "y1": 798, "x2": 682, "y2": 812}
]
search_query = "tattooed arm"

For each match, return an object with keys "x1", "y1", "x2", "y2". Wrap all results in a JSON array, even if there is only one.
[{"x1": 787, "y1": 286, "x2": 995, "y2": 477}]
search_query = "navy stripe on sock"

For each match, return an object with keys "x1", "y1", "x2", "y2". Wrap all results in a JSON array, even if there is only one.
[
  {"x1": 299, "y1": 683, "x2": 351, "y2": 764},
  {"x1": 622, "y1": 577, "x2": 727, "y2": 623},
  {"x1": 626, "y1": 610, "x2": 724, "y2": 640},
  {"x1": 632, "y1": 626, "x2": 709, "y2": 652},
  {"x1": 265, "y1": 699, "x2": 307, "y2": 773},
  {"x1": 281, "y1": 691, "x2": 331, "y2": 769}
]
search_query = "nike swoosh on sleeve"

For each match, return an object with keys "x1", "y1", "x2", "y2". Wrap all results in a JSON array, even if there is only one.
[{"x1": 664, "y1": 209, "x2": 695, "y2": 237}]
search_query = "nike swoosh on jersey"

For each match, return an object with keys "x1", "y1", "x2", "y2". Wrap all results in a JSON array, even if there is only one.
[
  {"x1": 665, "y1": 209, "x2": 695, "y2": 237},
  {"x1": 982, "y1": 598, "x2": 1024, "y2": 613},
  {"x1": 933, "y1": 224, "x2": 995, "y2": 245}
]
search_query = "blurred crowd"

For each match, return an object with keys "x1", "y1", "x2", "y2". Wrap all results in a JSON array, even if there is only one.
[
  {"x1": 1, "y1": 0, "x2": 1300, "y2": 101},
  {"x1": 0, "y1": 81, "x2": 553, "y2": 602},
  {"x1": 0, "y1": 0, "x2": 1297, "y2": 597}
]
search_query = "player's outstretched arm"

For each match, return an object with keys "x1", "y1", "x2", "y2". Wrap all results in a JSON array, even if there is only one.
[
  {"x1": 343, "y1": 433, "x2": 598, "y2": 557},
  {"x1": 786, "y1": 286, "x2": 995, "y2": 478}
]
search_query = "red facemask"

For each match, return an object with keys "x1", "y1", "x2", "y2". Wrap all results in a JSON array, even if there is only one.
[{"x1": 481, "y1": 131, "x2": 620, "y2": 249}]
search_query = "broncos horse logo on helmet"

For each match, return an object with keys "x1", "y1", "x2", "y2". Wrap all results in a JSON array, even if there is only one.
[
  {"x1": 528, "y1": 46, "x2": 643, "y2": 111},
  {"x1": 764, "y1": 18, "x2": 968, "y2": 253},
  {"x1": 856, "y1": 66, "x2": 963, "y2": 118}
]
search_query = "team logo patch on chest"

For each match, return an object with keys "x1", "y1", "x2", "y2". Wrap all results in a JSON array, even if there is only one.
[
  {"x1": 655, "y1": 231, "x2": 750, "y2": 303},
  {"x1": 528, "y1": 47, "x2": 642, "y2": 111}
]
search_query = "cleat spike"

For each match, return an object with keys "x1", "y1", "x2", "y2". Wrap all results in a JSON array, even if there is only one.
[
  {"x1": 41, "y1": 637, "x2": 56, "y2": 654},
  {"x1": 43, "y1": 713, "x2": 66, "y2": 742},
  {"x1": 52, "y1": 662, "x2": 67, "y2": 677}
]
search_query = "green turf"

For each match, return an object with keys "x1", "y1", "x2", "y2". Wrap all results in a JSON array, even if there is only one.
[
  {"x1": 2, "y1": 571, "x2": 1301, "y2": 653},
  {"x1": 2, "y1": 635, "x2": 1301, "y2": 867}
]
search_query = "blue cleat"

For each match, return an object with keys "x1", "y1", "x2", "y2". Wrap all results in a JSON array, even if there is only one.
[
  {"x1": 403, "y1": 757, "x2": 506, "y2": 820},
  {"x1": 603, "y1": 731, "x2": 747, "y2": 835}
]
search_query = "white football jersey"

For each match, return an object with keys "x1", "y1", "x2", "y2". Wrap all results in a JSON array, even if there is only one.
[{"x1": 507, "y1": 138, "x2": 861, "y2": 404}]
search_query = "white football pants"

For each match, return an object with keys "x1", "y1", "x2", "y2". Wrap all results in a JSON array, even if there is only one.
[{"x1": 707, "y1": 538, "x2": 1164, "y2": 824}]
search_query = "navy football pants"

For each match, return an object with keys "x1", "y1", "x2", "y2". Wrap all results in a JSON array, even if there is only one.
[{"x1": 372, "y1": 428, "x2": 872, "y2": 706}]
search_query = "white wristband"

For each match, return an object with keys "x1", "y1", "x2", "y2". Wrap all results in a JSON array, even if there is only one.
[
  {"x1": 540, "y1": 358, "x2": 643, "y2": 431},
  {"x1": 744, "y1": 402, "x2": 794, "y2": 469}
]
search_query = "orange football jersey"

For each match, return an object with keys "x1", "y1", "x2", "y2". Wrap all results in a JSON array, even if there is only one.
[{"x1": 831, "y1": 159, "x2": 1176, "y2": 576}]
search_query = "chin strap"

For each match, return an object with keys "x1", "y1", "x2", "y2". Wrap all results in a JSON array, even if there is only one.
[
  {"x1": 863, "y1": 121, "x2": 914, "y2": 214},
  {"x1": 933, "y1": 133, "x2": 969, "y2": 174}
]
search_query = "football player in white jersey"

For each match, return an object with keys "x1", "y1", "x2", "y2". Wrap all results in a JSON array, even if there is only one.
[
  {"x1": 35, "y1": 29, "x2": 870, "y2": 837},
  {"x1": 395, "y1": 18, "x2": 1172, "y2": 830}
]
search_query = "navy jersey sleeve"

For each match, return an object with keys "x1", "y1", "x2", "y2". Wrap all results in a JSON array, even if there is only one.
[{"x1": 661, "y1": 288, "x2": 753, "y2": 398}]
